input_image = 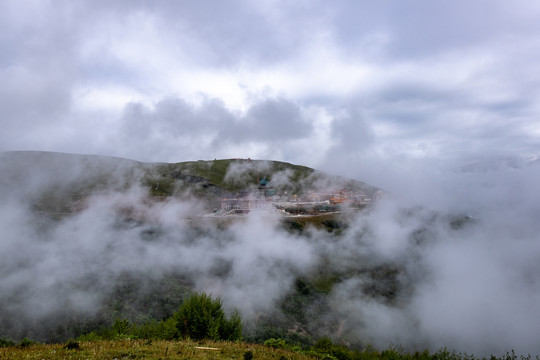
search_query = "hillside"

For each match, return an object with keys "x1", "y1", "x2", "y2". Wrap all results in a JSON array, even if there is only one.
[
  {"x1": 0, "y1": 151, "x2": 390, "y2": 346},
  {"x1": 0, "y1": 151, "x2": 378, "y2": 217},
  {"x1": 0, "y1": 151, "x2": 494, "y2": 354}
]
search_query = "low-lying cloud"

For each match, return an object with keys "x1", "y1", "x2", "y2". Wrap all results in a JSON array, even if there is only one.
[{"x1": 2, "y1": 153, "x2": 540, "y2": 356}]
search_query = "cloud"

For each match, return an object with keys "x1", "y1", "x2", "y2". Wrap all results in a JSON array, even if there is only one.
[
  {"x1": 242, "y1": 97, "x2": 307, "y2": 141},
  {"x1": 2, "y1": 0, "x2": 540, "y2": 167},
  {"x1": 2, "y1": 152, "x2": 540, "y2": 355},
  {"x1": 108, "y1": 95, "x2": 315, "y2": 162},
  {"x1": 223, "y1": 160, "x2": 271, "y2": 187},
  {"x1": 308, "y1": 165, "x2": 540, "y2": 355},
  {"x1": 0, "y1": 157, "x2": 316, "y2": 339},
  {"x1": 325, "y1": 1, "x2": 540, "y2": 59}
]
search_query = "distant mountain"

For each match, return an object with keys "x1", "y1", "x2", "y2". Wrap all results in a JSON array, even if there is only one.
[
  {"x1": 458, "y1": 155, "x2": 540, "y2": 173},
  {"x1": 0, "y1": 151, "x2": 378, "y2": 216}
]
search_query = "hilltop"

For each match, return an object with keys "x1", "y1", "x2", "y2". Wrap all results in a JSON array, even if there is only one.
[{"x1": 0, "y1": 151, "x2": 379, "y2": 218}]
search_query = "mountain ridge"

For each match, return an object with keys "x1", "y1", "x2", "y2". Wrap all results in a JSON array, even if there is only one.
[{"x1": 0, "y1": 151, "x2": 379, "y2": 217}]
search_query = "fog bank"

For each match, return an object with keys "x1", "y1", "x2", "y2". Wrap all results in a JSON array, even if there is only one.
[{"x1": 1, "y1": 152, "x2": 540, "y2": 356}]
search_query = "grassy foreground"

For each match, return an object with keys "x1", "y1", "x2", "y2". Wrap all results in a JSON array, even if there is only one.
[
  {"x1": 0, "y1": 339, "x2": 314, "y2": 360},
  {"x1": 4, "y1": 339, "x2": 539, "y2": 360}
]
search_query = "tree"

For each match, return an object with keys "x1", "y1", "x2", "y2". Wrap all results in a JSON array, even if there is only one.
[{"x1": 174, "y1": 292, "x2": 242, "y2": 341}]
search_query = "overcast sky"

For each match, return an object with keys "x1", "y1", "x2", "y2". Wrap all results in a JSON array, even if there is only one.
[{"x1": 2, "y1": 0, "x2": 540, "y2": 181}]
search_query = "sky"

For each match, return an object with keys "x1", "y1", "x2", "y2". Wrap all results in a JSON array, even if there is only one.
[{"x1": 2, "y1": 0, "x2": 540, "y2": 179}]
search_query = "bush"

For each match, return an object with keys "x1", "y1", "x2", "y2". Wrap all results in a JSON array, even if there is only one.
[
  {"x1": 312, "y1": 337, "x2": 352, "y2": 360},
  {"x1": 18, "y1": 337, "x2": 36, "y2": 348},
  {"x1": 221, "y1": 310, "x2": 243, "y2": 341},
  {"x1": 0, "y1": 337, "x2": 15, "y2": 348},
  {"x1": 264, "y1": 338, "x2": 288, "y2": 349},
  {"x1": 132, "y1": 317, "x2": 178, "y2": 340},
  {"x1": 112, "y1": 318, "x2": 132, "y2": 336},
  {"x1": 174, "y1": 292, "x2": 242, "y2": 341},
  {"x1": 313, "y1": 337, "x2": 334, "y2": 353},
  {"x1": 76, "y1": 331, "x2": 103, "y2": 342}
]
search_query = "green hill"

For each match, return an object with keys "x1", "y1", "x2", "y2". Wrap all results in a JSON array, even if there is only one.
[
  {"x1": 0, "y1": 152, "x2": 492, "y2": 356},
  {"x1": 0, "y1": 151, "x2": 377, "y2": 214}
]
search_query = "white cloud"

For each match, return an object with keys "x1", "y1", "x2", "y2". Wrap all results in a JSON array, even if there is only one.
[{"x1": 2, "y1": 0, "x2": 540, "y2": 166}]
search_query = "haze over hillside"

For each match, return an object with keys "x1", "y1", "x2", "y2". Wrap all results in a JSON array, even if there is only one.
[
  {"x1": 2, "y1": 151, "x2": 540, "y2": 356},
  {"x1": 0, "y1": 151, "x2": 378, "y2": 219}
]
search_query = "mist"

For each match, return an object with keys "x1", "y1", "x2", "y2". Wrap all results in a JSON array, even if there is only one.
[
  {"x1": 1, "y1": 152, "x2": 539, "y2": 356},
  {"x1": 337, "y1": 157, "x2": 540, "y2": 355}
]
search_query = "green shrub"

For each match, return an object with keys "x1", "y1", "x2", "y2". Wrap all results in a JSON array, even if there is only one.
[
  {"x1": 222, "y1": 310, "x2": 243, "y2": 341},
  {"x1": 411, "y1": 350, "x2": 432, "y2": 360},
  {"x1": 76, "y1": 331, "x2": 103, "y2": 342},
  {"x1": 380, "y1": 347, "x2": 402, "y2": 360},
  {"x1": 312, "y1": 337, "x2": 352, "y2": 360},
  {"x1": 132, "y1": 317, "x2": 179, "y2": 340},
  {"x1": 313, "y1": 337, "x2": 334, "y2": 353},
  {"x1": 174, "y1": 292, "x2": 242, "y2": 341},
  {"x1": 156, "y1": 317, "x2": 179, "y2": 340},
  {"x1": 112, "y1": 318, "x2": 132, "y2": 336},
  {"x1": 432, "y1": 347, "x2": 461, "y2": 360},
  {"x1": 264, "y1": 338, "x2": 288, "y2": 349},
  {"x1": 0, "y1": 337, "x2": 15, "y2": 348},
  {"x1": 85, "y1": 318, "x2": 134, "y2": 340},
  {"x1": 18, "y1": 337, "x2": 36, "y2": 348}
]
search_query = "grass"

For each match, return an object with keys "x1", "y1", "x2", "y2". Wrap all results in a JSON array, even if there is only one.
[
  {"x1": 0, "y1": 339, "x2": 316, "y2": 360},
  {"x1": 4, "y1": 339, "x2": 537, "y2": 360},
  {"x1": 152, "y1": 158, "x2": 317, "y2": 193}
]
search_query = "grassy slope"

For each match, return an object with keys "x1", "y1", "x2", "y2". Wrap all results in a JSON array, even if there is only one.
[
  {"x1": 1, "y1": 339, "x2": 315, "y2": 360},
  {"x1": 163, "y1": 159, "x2": 313, "y2": 186},
  {"x1": 3, "y1": 339, "x2": 526, "y2": 360},
  {"x1": 1, "y1": 152, "x2": 375, "y2": 202},
  {"x1": 148, "y1": 158, "x2": 321, "y2": 195}
]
